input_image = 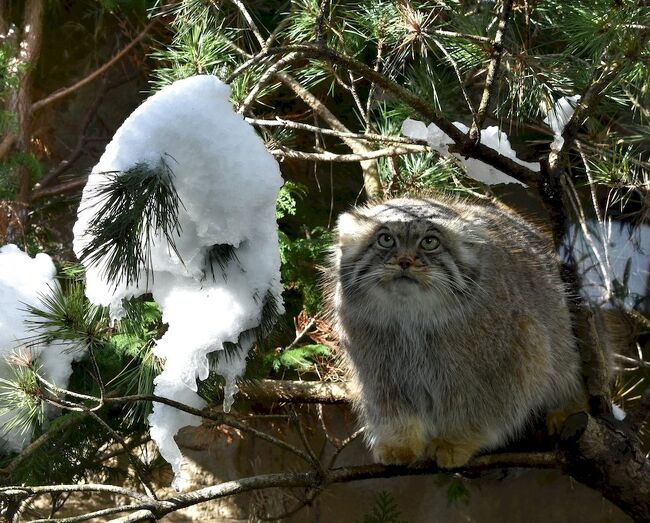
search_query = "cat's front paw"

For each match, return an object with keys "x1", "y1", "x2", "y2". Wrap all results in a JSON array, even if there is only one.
[
  {"x1": 428, "y1": 438, "x2": 477, "y2": 469},
  {"x1": 374, "y1": 441, "x2": 423, "y2": 465}
]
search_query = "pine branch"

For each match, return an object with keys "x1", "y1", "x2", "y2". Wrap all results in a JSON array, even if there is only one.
[
  {"x1": 78, "y1": 159, "x2": 183, "y2": 288},
  {"x1": 547, "y1": 27, "x2": 650, "y2": 176},
  {"x1": 230, "y1": 44, "x2": 540, "y2": 186}
]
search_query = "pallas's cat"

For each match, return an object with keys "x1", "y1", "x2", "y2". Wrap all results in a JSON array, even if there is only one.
[{"x1": 327, "y1": 197, "x2": 582, "y2": 467}]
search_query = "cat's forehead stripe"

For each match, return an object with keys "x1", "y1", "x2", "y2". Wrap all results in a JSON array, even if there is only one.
[{"x1": 364, "y1": 200, "x2": 459, "y2": 222}]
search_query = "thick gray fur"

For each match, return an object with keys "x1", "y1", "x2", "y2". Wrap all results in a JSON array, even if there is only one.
[{"x1": 325, "y1": 197, "x2": 582, "y2": 465}]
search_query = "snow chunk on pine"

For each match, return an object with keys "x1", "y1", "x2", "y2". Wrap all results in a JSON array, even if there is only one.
[
  {"x1": 72, "y1": 75, "x2": 284, "y2": 490},
  {"x1": 0, "y1": 244, "x2": 82, "y2": 452},
  {"x1": 401, "y1": 118, "x2": 539, "y2": 186},
  {"x1": 544, "y1": 95, "x2": 581, "y2": 152}
]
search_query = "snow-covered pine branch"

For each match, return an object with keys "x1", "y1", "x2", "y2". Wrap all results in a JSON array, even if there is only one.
[
  {"x1": 0, "y1": 245, "x2": 84, "y2": 452},
  {"x1": 72, "y1": 75, "x2": 284, "y2": 490}
]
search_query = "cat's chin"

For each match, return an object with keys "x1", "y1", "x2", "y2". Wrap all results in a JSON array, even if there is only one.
[
  {"x1": 392, "y1": 275, "x2": 419, "y2": 284},
  {"x1": 377, "y1": 276, "x2": 426, "y2": 297}
]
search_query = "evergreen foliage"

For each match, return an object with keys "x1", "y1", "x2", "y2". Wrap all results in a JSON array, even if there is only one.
[
  {"x1": 78, "y1": 159, "x2": 184, "y2": 287},
  {"x1": 358, "y1": 491, "x2": 408, "y2": 523}
]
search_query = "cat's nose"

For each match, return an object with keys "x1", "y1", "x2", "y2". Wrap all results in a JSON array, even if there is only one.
[{"x1": 398, "y1": 257, "x2": 413, "y2": 269}]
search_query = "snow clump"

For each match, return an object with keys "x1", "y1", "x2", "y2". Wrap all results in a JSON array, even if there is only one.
[
  {"x1": 72, "y1": 75, "x2": 284, "y2": 490},
  {"x1": 0, "y1": 244, "x2": 83, "y2": 452},
  {"x1": 401, "y1": 118, "x2": 539, "y2": 186},
  {"x1": 401, "y1": 95, "x2": 582, "y2": 186},
  {"x1": 544, "y1": 95, "x2": 581, "y2": 152}
]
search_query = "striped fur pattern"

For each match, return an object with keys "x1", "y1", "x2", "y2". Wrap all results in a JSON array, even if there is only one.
[{"x1": 326, "y1": 197, "x2": 582, "y2": 467}]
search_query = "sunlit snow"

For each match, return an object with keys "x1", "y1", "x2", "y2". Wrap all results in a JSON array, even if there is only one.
[
  {"x1": 564, "y1": 220, "x2": 650, "y2": 313},
  {"x1": 401, "y1": 118, "x2": 538, "y2": 186},
  {"x1": 544, "y1": 95, "x2": 581, "y2": 152},
  {"x1": 400, "y1": 97, "x2": 583, "y2": 186},
  {"x1": 73, "y1": 75, "x2": 284, "y2": 490}
]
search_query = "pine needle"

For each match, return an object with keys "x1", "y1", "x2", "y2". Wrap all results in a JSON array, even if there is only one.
[{"x1": 78, "y1": 158, "x2": 184, "y2": 288}]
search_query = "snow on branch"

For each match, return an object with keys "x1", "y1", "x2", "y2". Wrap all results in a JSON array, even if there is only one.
[
  {"x1": 0, "y1": 245, "x2": 84, "y2": 452},
  {"x1": 72, "y1": 75, "x2": 284, "y2": 490}
]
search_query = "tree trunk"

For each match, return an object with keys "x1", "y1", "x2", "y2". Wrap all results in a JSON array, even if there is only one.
[{"x1": 14, "y1": 0, "x2": 44, "y2": 205}]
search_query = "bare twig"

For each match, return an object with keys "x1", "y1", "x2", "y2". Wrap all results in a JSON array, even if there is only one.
[
  {"x1": 226, "y1": 0, "x2": 265, "y2": 47},
  {"x1": 31, "y1": 20, "x2": 158, "y2": 113},
  {"x1": 328, "y1": 427, "x2": 365, "y2": 468},
  {"x1": 238, "y1": 52, "x2": 298, "y2": 114},
  {"x1": 469, "y1": 0, "x2": 513, "y2": 142},
  {"x1": 0, "y1": 484, "x2": 150, "y2": 502},
  {"x1": 428, "y1": 28, "x2": 491, "y2": 45},
  {"x1": 15, "y1": 452, "x2": 563, "y2": 522},
  {"x1": 35, "y1": 81, "x2": 109, "y2": 190},
  {"x1": 290, "y1": 408, "x2": 321, "y2": 470},
  {"x1": 84, "y1": 410, "x2": 158, "y2": 500},
  {"x1": 431, "y1": 37, "x2": 477, "y2": 117},
  {"x1": 270, "y1": 144, "x2": 428, "y2": 162},
  {"x1": 247, "y1": 117, "x2": 426, "y2": 145},
  {"x1": 365, "y1": 37, "x2": 384, "y2": 118},
  {"x1": 285, "y1": 317, "x2": 316, "y2": 351}
]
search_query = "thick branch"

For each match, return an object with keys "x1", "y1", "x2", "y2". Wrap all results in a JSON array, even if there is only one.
[
  {"x1": 238, "y1": 379, "x2": 349, "y2": 404},
  {"x1": 31, "y1": 177, "x2": 88, "y2": 200},
  {"x1": 15, "y1": 0, "x2": 44, "y2": 204},
  {"x1": 562, "y1": 413, "x2": 650, "y2": 521}
]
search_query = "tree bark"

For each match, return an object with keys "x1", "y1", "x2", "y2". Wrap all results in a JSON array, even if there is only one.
[
  {"x1": 14, "y1": 0, "x2": 44, "y2": 205},
  {"x1": 562, "y1": 413, "x2": 650, "y2": 522}
]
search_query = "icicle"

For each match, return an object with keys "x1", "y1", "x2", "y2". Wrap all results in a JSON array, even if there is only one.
[{"x1": 222, "y1": 375, "x2": 239, "y2": 414}]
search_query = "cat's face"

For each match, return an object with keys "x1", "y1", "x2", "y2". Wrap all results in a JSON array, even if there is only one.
[{"x1": 335, "y1": 199, "x2": 484, "y2": 303}]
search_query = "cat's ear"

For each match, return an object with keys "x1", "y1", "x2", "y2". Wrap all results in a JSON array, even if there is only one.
[
  {"x1": 450, "y1": 216, "x2": 489, "y2": 245},
  {"x1": 336, "y1": 211, "x2": 367, "y2": 247}
]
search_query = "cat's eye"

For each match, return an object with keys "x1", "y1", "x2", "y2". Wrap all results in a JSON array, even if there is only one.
[
  {"x1": 420, "y1": 236, "x2": 440, "y2": 251},
  {"x1": 376, "y1": 233, "x2": 394, "y2": 248}
]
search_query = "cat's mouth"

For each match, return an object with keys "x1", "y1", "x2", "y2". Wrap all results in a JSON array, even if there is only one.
[{"x1": 392, "y1": 272, "x2": 418, "y2": 284}]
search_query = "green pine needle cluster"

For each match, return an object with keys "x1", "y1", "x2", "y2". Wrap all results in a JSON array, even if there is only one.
[
  {"x1": 78, "y1": 159, "x2": 184, "y2": 288},
  {"x1": 358, "y1": 491, "x2": 408, "y2": 523},
  {"x1": 0, "y1": 362, "x2": 45, "y2": 440},
  {"x1": 265, "y1": 343, "x2": 330, "y2": 373},
  {"x1": 23, "y1": 278, "x2": 106, "y2": 351},
  {"x1": 204, "y1": 243, "x2": 240, "y2": 281}
]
